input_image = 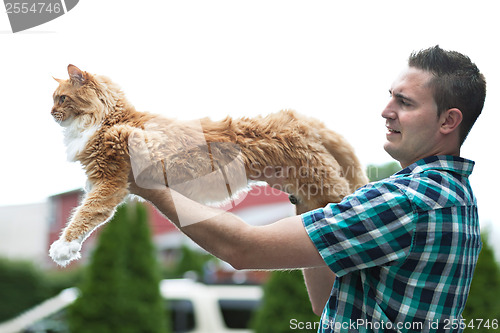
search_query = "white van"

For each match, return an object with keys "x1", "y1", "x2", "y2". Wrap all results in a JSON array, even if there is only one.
[
  {"x1": 161, "y1": 279, "x2": 262, "y2": 333},
  {"x1": 0, "y1": 279, "x2": 262, "y2": 333}
]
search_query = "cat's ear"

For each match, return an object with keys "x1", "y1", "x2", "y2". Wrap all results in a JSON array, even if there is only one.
[
  {"x1": 53, "y1": 77, "x2": 64, "y2": 84},
  {"x1": 67, "y1": 64, "x2": 86, "y2": 85}
]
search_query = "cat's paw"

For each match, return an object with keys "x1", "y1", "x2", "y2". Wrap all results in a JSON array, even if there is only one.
[{"x1": 49, "y1": 239, "x2": 82, "y2": 266}]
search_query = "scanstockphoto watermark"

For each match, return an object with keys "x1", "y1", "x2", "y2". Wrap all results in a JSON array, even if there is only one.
[
  {"x1": 3, "y1": 0, "x2": 79, "y2": 33},
  {"x1": 289, "y1": 318, "x2": 426, "y2": 331},
  {"x1": 290, "y1": 318, "x2": 500, "y2": 331}
]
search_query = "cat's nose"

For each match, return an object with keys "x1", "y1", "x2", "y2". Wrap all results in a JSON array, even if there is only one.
[{"x1": 51, "y1": 107, "x2": 60, "y2": 119}]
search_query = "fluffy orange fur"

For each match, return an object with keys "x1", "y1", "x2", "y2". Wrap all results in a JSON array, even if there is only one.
[{"x1": 49, "y1": 64, "x2": 368, "y2": 266}]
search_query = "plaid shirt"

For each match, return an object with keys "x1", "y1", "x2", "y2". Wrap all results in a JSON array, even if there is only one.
[{"x1": 302, "y1": 156, "x2": 481, "y2": 333}]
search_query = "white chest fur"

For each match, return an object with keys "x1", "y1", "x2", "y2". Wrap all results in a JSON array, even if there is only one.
[{"x1": 64, "y1": 124, "x2": 100, "y2": 162}]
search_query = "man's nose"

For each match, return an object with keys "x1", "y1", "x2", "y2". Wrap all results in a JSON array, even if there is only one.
[{"x1": 381, "y1": 101, "x2": 396, "y2": 120}]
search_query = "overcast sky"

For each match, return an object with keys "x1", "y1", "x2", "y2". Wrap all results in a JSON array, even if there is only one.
[{"x1": 1, "y1": 1, "x2": 498, "y2": 241}]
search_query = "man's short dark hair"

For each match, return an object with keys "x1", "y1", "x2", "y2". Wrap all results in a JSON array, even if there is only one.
[{"x1": 408, "y1": 45, "x2": 486, "y2": 145}]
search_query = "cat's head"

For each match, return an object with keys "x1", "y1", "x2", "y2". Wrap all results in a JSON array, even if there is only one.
[{"x1": 51, "y1": 65, "x2": 121, "y2": 128}]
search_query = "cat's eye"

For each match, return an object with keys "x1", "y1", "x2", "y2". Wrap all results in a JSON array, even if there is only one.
[{"x1": 59, "y1": 95, "x2": 66, "y2": 104}]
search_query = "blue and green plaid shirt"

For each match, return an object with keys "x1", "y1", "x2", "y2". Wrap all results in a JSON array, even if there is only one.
[{"x1": 302, "y1": 156, "x2": 481, "y2": 332}]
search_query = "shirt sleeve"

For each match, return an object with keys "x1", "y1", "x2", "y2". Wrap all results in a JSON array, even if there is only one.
[{"x1": 301, "y1": 180, "x2": 416, "y2": 277}]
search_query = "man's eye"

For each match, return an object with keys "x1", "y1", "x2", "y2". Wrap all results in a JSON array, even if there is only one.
[
  {"x1": 59, "y1": 95, "x2": 66, "y2": 104},
  {"x1": 400, "y1": 99, "x2": 410, "y2": 106}
]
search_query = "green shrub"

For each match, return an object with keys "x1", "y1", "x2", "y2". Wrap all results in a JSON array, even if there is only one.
[
  {"x1": 0, "y1": 259, "x2": 49, "y2": 321},
  {"x1": 252, "y1": 270, "x2": 319, "y2": 333}
]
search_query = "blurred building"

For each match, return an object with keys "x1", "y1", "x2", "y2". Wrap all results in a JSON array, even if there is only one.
[
  {"x1": 0, "y1": 202, "x2": 49, "y2": 263},
  {"x1": 0, "y1": 186, "x2": 294, "y2": 282}
]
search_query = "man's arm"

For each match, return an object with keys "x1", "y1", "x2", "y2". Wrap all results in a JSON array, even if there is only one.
[
  {"x1": 303, "y1": 267, "x2": 335, "y2": 315},
  {"x1": 293, "y1": 204, "x2": 336, "y2": 316},
  {"x1": 131, "y1": 185, "x2": 326, "y2": 270}
]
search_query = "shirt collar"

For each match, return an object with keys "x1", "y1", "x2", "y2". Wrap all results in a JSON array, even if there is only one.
[{"x1": 394, "y1": 155, "x2": 475, "y2": 178}]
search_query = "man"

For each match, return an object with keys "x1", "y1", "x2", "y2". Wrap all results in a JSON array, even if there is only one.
[{"x1": 130, "y1": 46, "x2": 485, "y2": 332}]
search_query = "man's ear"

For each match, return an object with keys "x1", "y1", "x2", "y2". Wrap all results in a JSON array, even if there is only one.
[{"x1": 440, "y1": 108, "x2": 463, "y2": 135}]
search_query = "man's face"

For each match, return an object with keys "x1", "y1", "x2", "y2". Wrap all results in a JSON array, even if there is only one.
[{"x1": 382, "y1": 67, "x2": 442, "y2": 168}]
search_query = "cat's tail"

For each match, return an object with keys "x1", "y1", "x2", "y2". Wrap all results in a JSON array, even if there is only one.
[
  {"x1": 284, "y1": 110, "x2": 368, "y2": 192},
  {"x1": 317, "y1": 127, "x2": 369, "y2": 193}
]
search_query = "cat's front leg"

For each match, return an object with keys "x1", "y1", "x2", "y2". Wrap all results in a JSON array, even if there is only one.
[{"x1": 49, "y1": 180, "x2": 129, "y2": 266}]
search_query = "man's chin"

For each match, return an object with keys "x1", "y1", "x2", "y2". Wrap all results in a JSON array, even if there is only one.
[{"x1": 383, "y1": 143, "x2": 401, "y2": 162}]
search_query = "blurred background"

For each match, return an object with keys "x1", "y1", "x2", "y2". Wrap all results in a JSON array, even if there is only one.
[{"x1": 1, "y1": 1, "x2": 499, "y2": 332}]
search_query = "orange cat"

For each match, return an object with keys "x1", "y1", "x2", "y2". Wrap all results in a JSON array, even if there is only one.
[{"x1": 49, "y1": 65, "x2": 368, "y2": 266}]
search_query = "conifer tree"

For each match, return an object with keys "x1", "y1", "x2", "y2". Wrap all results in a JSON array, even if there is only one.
[
  {"x1": 68, "y1": 203, "x2": 169, "y2": 333},
  {"x1": 122, "y1": 203, "x2": 168, "y2": 332}
]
